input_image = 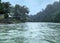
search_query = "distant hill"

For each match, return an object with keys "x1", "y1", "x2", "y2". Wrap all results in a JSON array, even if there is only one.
[{"x1": 29, "y1": 1, "x2": 60, "y2": 22}]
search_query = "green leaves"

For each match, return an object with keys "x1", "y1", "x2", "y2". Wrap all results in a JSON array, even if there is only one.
[{"x1": 13, "y1": 4, "x2": 29, "y2": 22}]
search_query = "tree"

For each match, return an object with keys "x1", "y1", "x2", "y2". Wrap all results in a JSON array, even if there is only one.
[
  {"x1": 13, "y1": 4, "x2": 29, "y2": 22},
  {"x1": 54, "y1": 11, "x2": 60, "y2": 22},
  {"x1": 0, "y1": 0, "x2": 4, "y2": 14},
  {"x1": 0, "y1": 1, "x2": 11, "y2": 19},
  {"x1": 2, "y1": 2, "x2": 11, "y2": 18}
]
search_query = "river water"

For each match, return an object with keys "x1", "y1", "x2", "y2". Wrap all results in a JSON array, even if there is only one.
[{"x1": 0, "y1": 22, "x2": 60, "y2": 43}]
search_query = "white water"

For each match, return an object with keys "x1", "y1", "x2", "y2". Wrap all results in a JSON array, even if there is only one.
[{"x1": 0, "y1": 22, "x2": 60, "y2": 43}]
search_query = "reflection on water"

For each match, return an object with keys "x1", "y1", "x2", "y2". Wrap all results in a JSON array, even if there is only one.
[{"x1": 0, "y1": 22, "x2": 60, "y2": 43}]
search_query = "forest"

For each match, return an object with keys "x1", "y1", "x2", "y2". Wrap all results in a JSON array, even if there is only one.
[
  {"x1": 0, "y1": 0, "x2": 29, "y2": 23},
  {"x1": 29, "y1": 1, "x2": 60, "y2": 22},
  {"x1": 0, "y1": 0, "x2": 60, "y2": 23}
]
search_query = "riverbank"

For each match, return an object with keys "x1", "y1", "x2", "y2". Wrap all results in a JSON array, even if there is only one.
[
  {"x1": 0, "y1": 19, "x2": 60, "y2": 24},
  {"x1": 0, "y1": 19, "x2": 22, "y2": 24}
]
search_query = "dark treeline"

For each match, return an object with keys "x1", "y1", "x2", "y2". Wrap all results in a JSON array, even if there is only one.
[
  {"x1": 0, "y1": 0, "x2": 29, "y2": 23},
  {"x1": 0, "y1": 0, "x2": 60, "y2": 23},
  {"x1": 29, "y1": 1, "x2": 60, "y2": 22}
]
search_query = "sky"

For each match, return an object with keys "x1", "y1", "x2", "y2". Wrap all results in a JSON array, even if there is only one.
[{"x1": 2, "y1": 0, "x2": 59, "y2": 15}]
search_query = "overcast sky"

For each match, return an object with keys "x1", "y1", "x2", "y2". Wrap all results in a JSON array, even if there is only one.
[{"x1": 2, "y1": 0, "x2": 59, "y2": 15}]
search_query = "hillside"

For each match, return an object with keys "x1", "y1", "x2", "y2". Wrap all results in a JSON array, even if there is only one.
[{"x1": 29, "y1": 1, "x2": 60, "y2": 22}]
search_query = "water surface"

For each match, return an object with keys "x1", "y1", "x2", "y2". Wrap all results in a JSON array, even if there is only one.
[{"x1": 0, "y1": 22, "x2": 60, "y2": 43}]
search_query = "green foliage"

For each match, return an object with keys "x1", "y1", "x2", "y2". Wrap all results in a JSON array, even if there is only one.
[
  {"x1": 0, "y1": 0, "x2": 29, "y2": 23},
  {"x1": 0, "y1": 3, "x2": 4, "y2": 14},
  {"x1": 54, "y1": 11, "x2": 60, "y2": 22},
  {"x1": 4, "y1": 13, "x2": 8, "y2": 19},
  {"x1": 13, "y1": 4, "x2": 29, "y2": 22},
  {"x1": 0, "y1": 1, "x2": 10, "y2": 14}
]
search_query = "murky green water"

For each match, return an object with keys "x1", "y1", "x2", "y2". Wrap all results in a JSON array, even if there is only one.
[{"x1": 0, "y1": 22, "x2": 60, "y2": 43}]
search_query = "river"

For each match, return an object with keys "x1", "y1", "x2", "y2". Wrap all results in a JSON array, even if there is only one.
[{"x1": 0, "y1": 22, "x2": 60, "y2": 43}]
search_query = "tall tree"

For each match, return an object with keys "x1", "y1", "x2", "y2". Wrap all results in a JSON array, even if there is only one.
[
  {"x1": 2, "y1": 2, "x2": 11, "y2": 18},
  {"x1": 0, "y1": 1, "x2": 11, "y2": 19},
  {"x1": 13, "y1": 4, "x2": 29, "y2": 22}
]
